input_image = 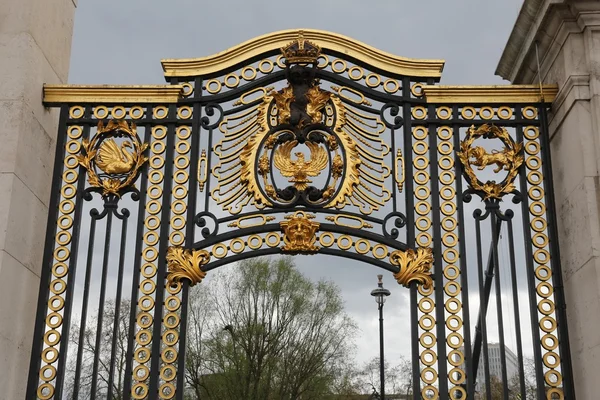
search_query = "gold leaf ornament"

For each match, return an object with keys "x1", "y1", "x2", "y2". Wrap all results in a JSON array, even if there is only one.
[
  {"x1": 166, "y1": 246, "x2": 210, "y2": 287},
  {"x1": 390, "y1": 247, "x2": 434, "y2": 289}
]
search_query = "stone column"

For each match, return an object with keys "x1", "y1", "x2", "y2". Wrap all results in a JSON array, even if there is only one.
[
  {"x1": 0, "y1": 0, "x2": 75, "y2": 398},
  {"x1": 497, "y1": 1, "x2": 600, "y2": 398}
]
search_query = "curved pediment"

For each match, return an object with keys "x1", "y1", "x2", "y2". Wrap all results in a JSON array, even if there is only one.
[{"x1": 161, "y1": 28, "x2": 445, "y2": 78}]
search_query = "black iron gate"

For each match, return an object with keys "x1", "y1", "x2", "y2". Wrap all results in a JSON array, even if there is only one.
[{"x1": 28, "y1": 29, "x2": 574, "y2": 399}]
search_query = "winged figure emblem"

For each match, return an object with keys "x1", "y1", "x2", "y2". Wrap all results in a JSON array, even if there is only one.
[
  {"x1": 96, "y1": 139, "x2": 135, "y2": 175},
  {"x1": 273, "y1": 140, "x2": 328, "y2": 190}
]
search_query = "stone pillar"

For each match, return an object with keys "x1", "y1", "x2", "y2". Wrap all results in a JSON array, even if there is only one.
[
  {"x1": 497, "y1": 1, "x2": 600, "y2": 398},
  {"x1": 0, "y1": 0, "x2": 75, "y2": 398}
]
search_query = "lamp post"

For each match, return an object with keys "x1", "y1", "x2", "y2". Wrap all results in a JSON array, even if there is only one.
[{"x1": 371, "y1": 274, "x2": 391, "y2": 399}]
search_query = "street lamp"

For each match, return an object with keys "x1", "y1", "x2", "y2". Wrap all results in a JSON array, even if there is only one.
[{"x1": 371, "y1": 274, "x2": 391, "y2": 400}]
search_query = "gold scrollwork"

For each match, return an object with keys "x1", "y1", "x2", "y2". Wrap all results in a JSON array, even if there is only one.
[
  {"x1": 197, "y1": 149, "x2": 207, "y2": 192},
  {"x1": 324, "y1": 215, "x2": 372, "y2": 229},
  {"x1": 458, "y1": 124, "x2": 523, "y2": 200},
  {"x1": 76, "y1": 120, "x2": 148, "y2": 197},
  {"x1": 280, "y1": 211, "x2": 320, "y2": 253},
  {"x1": 227, "y1": 215, "x2": 276, "y2": 228},
  {"x1": 395, "y1": 148, "x2": 404, "y2": 192},
  {"x1": 390, "y1": 247, "x2": 434, "y2": 289},
  {"x1": 165, "y1": 247, "x2": 210, "y2": 287}
]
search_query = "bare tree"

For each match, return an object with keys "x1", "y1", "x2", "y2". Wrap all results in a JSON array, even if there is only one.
[{"x1": 184, "y1": 257, "x2": 358, "y2": 400}]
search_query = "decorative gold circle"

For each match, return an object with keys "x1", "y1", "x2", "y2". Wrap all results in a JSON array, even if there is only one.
[
  {"x1": 319, "y1": 232, "x2": 335, "y2": 247},
  {"x1": 177, "y1": 106, "x2": 192, "y2": 120},
  {"x1": 448, "y1": 350, "x2": 464, "y2": 367},
  {"x1": 439, "y1": 155, "x2": 454, "y2": 171},
  {"x1": 541, "y1": 333, "x2": 559, "y2": 351},
  {"x1": 134, "y1": 364, "x2": 150, "y2": 381},
  {"x1": 62, "y1": 168, "x2": 78, "y2": 183},
  {"x1": 441, "y1": 216, "x2": 457, "y2": 231},
  {"x1": 258, "y1": 59, "x2": 275, "y2": 73},
  {"x1": 365, "y1": 73, "x2": 381, "y2": 88},
  {"x1": 413, "y1": 141, "x2": 428, "y2": 155},
  {"x1": 265, "y1": 232, "x2": 281, "y2": 247},
  {"x1": 180, "y1": 83, "x2": 194, "y2": 97},
  {"x1": 445, "y1": 298, "x2": 461, "y2": 313},
  {"x1": 161, "y1": 347, "x2": 178, "y2": 363},
  {"x1": 57, "y1": 215, "x2": 73, "y2": 230},
  {"x1": 212, "y1": 243, "x2": 228, "y2": 259},
  {"x1": 412, "y1": 106, "x2": 427, "y2": 120},
  {"x1": 543, "y1": 351, "x2": 560, "y2": 368},
  {"x1": 527, "y1": 170, "x2": 543, "y2": 186},
  {"x1": 161, "y1": 365, "x2": 177, "y2": 382},
  {"x1": 150, "y1": 157, "x2": 165, "y2": 171},
  {"x1": 137, "y1": 312, "x2": 153, "y2": 328},
  {"x1": 436, "y1": 106, "x2": 452, "y2": 120},
  {"x1": 421, "y1": 367, "x2": 438, "y2": 384},
  {"x1": 61, "y1": 184, "x2": 77, "y2": 200},
  {"x1": 40, "y1": 365, "x2": 57, "y2": 382},
  {"x1": 442, "y1": 232, "x2": 458, "y2": 247},
  {"x1": 159, "y1": 382, "x2": 176, "y2": 399},
  {"x1": 173, "y1": 185, "x2": 188, "y2": 199},
  {"x1": 411, "y1": 83, "x2": 424, "y2": 97},
  {"x1": 134, "y1": 347, "x2": 150, "y2": 362},
  {"x1": 51, "y1": 262, "x2": 68, "y2": 279},
  {"x1": 148, "y1": 170, "x2": 164, "y2": 184},
  {"x1": 415, "y1": 186, "x2": 431, "y2": 200},
  {"x1": 348, "y1": 66, "x2": 364, "y2": 81},
  {"x1": 529, "y1": 201, "x2": 546, "y2": 217},
  {"x1": 152, "y1": 140, "x2": 166, "y2": 155},
  {"x1": 230, "y1": 238, "x2": 246, "y2": 254},
  {"x1": 538, "y1": 299, "x2": 556, "y2": 315},
  {"x1": 437, "y1": 126, "x2": 452, "y2": 140},
  {"x1": 421, "y1": 349, "x2": 437, "y2": 366},
  {"x1": 169, "y1": 231, "x2": 184, "y2": 246},
  {"x1": 224, "y1": 74, "x2": 240, "y2": 89},
  {"x1": 438, "y1": 141, "x2": 453, "y2": 155},
  {"x1": 93, "y1": 106, "x2": 108, "y2": 119},
  {"x1": 66, "y1": 140, "x2": 81, "y2": 155},
  {"x1": 528, "y1": 187, "x2": 544, "y2": 202},
  {"x1": 419, "y1": 332, "x2": 436, "y2": 349},
  {"x1": 59, "y1": 199, "x2": 75, "y2": 215},
  {"x1": 534, "y1": 249, "x2": 550, "y2": 265},
  {"x1": 545, "y1": 370, "x2": 563, "y2": 387},
  {"x1": 418, "y1": 298, "x2": 435, "y2": 313},
  {"x1": 372, "y1": 244, "x2": 388, "y2": 259},
  {"x1": 145, "y1": 215, "x2": 160, "y2": 230},
  {"x1": 53, "y1": 246, "x2": 70, "y2": 262},
  {"x1": 69, "y1": 106, "x2": 84, "y2": 119},
  {"x1": 525, "y1": 140, "x2": 541, "y2": 156},
  {"x1": 170, "y1": 199, "x2": 186, "y2": 215},
  {"x1": 142, "y1": 263, "x2": 157, "y2": 279},
  {"x1": 419, "y1": 315, "x2": 435, "y2": 331},
  {"x1": 444, "y1": 280, "x2": 460, "y2": 296},
  {"x1": 415, "y1": 200, "x2": 432, "y2": 216},
  {"x1": 44, "y1": 329, "x2": 61, "y2": 346},
  {"x1": 479, "y1": 106, "x2": 495, "y2": 120},
  {"x1": 139, "y1": 295, "x2": 155, "y2": 312},
  {"x1": 439, "y1": 171, "x2": 455, "y2": 185},
  {"x1": 523, "y1": 126, "x2": 539, "y2": 139},
  {"x1": 176, "y1": 126, "x2": 191, "y2": 140},
  {"x1": 535, "y1": 265, "x2": 552, "y2": 282},
  {"x1": 331, "y1": 59, "x2": 347, "y2": 73},
  {"x1": 355, "y1": 239, "x2": 370, "y2": 254},
  {"x1": 540, "y1": 316, "x2": 557, "y2": 333},
  {"x1": 241, "y1": 66, "x2": 257, "y2": 81},
  {"x1": 442, "y1": 201, "x2": 457, "y2": 215},
  {"x1": 37, "y1": 383, "x2": 55, "y2": 400},
  {"x1": 164, "y1": 312, "x2": 180, "y2": 329},
  {"x1": 413, "y1": 155, "x2": 429, "y2": 170},
  {"x1": 443, "y1": 265, "x2": 460, "y2": 280},
  {"x1": 446, "y1": 332, "x2": 464, "y2": 348},
  {"x1": 316, "y1": 54, "x2": 329, "y2": 69},
  {"x1": 111, "y1": 106, "x2": 126, "y2": 119},
  {"x1": 417, "y1": 232, "x2": 432, "y2": 247},
  {"x1": 497, "y1": 106, "x2": 514, "y2": 120},
  {"x1": 414, "y1": 171, "x2": 429, "y2": 185},
  {"x1": 460, "y1": 106, "x2": 476, "y2": 120},
  {"x1": 131, "y1": 383, "x2": 148, "y2": 399},
  {"x1": 152, "y1": 125, "x2": 167, "y2": 139},
  {"x1": 205, "y1": 79, "x2": 222, "y2": 94},
  {"x1": 136, "y1": 329, "x2": 152, "y2": 346},
  {"x1": 56, "y1": 231, "x2": 72, "y2": 246},
  {"x1": 418, "y1": 283, "x2": 434, "y2": 296},
  {"x1": 67, "y1": 126, "x2": 83, "y2": 139},
  {"x1": 174, "y1": 170, "x2": 189, "y2": 183},
  {"x1": 42, "y1": 347, "x2": 59, "y2": 363},
  {"x1": 48, "y1": 295, "x2": 65, "y2": 312},
  {"x1": 449, "y1": 383, "x2": 467, "y2": 398},
  {"x1": 140, "y1": 278, "x2": 157, "y2": 294},
  {"x1": 421, "y1": 385, "x2": 439, "y2": 400},
  {"x1": 412, "y1": 126, "x2": 427, "y2": 139},
  {"x1": 383, "y1": 79, "x2": 400, "y2": 94},
  {"x1": 146, "y1": 199, "x2": 162, "y2": 216},
  {"x1": 522, "y1": 106, "x2": 538, "y2": 119},
  {"x1": 416, "y1": 216, "x2": 432, "y2": 231},
  {"x1": 162, "y1": 329, "x2": 179, "y2": 346},
  {"x1": 446, "y1": 315, "x2": 463, "y2": 332},
  {"x1": 530, "y1": 217, "x2": 547, "y2": 233},
  {"x1": 537, "y1": 281, "x2": 554, "y2": 299},
  {"x1": 247, "y1": 235, "x2": 263, "y2": 250},
  {"x1": 164, "y1": 296, "x2": 181, "y2": 312}
]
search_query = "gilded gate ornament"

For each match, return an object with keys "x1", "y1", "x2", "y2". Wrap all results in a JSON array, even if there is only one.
[
  {"x1": 166, "y1": 246, "x2": 210, "y2": 287},
  {"x1": 458, "y1": 124, "x2": 523, "y2": 200},
  {"x1": 211, "y1": 33, "x2": 392, "y2": 215},
  {"x1": 390, "y1": 247, "x2": 434, "y2": 289},
  {"x1": 280, "y1": 211, "x2": 320, "y2": 253},
  {"x1": 76, "y1": 120, "x2": 148, "y2": 197}
]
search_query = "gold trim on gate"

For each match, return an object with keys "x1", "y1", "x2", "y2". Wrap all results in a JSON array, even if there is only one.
[
  {"x1": 166, "y1": 247, "x2": 210, "y2": 287},
  {"x1": 280, "y1": 211, "x2": 320, "y2": 253},
  {"x1": 390, "y1": 247, "x2": 434, "y2": 289},
  {"x1": 43, "y1": 84, "x2": 184, "y2": 104},
  {"x1": 422, "y1": 84, "x2": 558, "y2": 104},
  {"x1": 161, "y1": 29, "x2": 444, "y2": 78}
]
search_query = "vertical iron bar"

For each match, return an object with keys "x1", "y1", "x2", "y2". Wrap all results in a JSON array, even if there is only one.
[
  {"x1": 123, "y1": 115, "x2": 152, "y2": 400},
  {"x1": 175, "y1": 77, "x2": 203, "y2": 400},
  {"x1": 26, "y1": 105, "x2": 70, "y2": 398},
  {"x1": 72, "y1": 215, "x2": 99, "y2": 399},
  {"x1": 402, "y1": 77, "x2": 419, "y2": 400},
  {"x1": 428, "y1": 101, "x2": 449, "y2": 398},
  {"x1": 490, "y1": 211, "x2": 509, "y2": 399},
  {"x1": 515, "y1": 111, "x2": 546, "y2": 399},
  {"x1": 55, "y1": 107, "x2": 92, "y2": 399},
  {"x1": 538, "y1": 104, "x2": 576, "y2": 399},
  {"x1": 90, "y1": 211, "x2": 113, "y2": 399},
  {"x1": 148, "y1": 104, "x2": 177, "y2": 397},
  {"x1": 108, "y1": 213, "x2": 129, "y2": 399},
  {"x1": 379, "y1": 304, "x2": 385, "y2": 400},
  {"x1": 452, "y1": 112, "x2": 475, "y2": 399},
  {"x1": 506, "y1": 218, "x2": 526, "y2": 399},
  {"x1": 475, "y1": 216, "x2": 491, "y2": 399}
]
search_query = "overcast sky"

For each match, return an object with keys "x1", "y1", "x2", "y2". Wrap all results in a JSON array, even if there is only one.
[{"x1": 66, "y1": 0, "x2": 527, "y2": 375}]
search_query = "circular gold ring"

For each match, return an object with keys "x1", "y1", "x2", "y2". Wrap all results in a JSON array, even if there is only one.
[
  {"x1": 248, "y1": 235, "x2": 263, "y2": 250},
  {"x1": 545, "y1": 370, "x2": 563, "y2": 387},
  {"x1": 412, "y1": 126, "x2": 427, "y2": 139},
  {"x1": 176, "y1": 126, "x2": 191, "y2": 139},
  {"x1": 180, "y1": 83, "x2": 193, "y2": 97},
  {"x1": 411, "y1": 107, "x2": 427, "y2": 120},
  {"x1": 355, "y1": 239, "x2": 370, "y2": 254},
  {"x1": 445, "y1": 298, "x2": 462, "y2": 313},
  {"x1": 111, "y1": 106, "x2": 126, "y2": 119},
  {"x1": 67, "y1": 126, "x2": 83, "y2": 139},
  {"x1": 416, "y1": 216, "x2": 432, "y2": 231},
  {"x1": 331, "y1": 59, "x2": 347, "y2": 73},
  {"x1": 436, "y1": 107, "x2": 452, "y2": 120},
  {"x1": 410, "y1": 83, "x2": 424, "y2": 97},
  {"x1": 418, "y1": 298, "x2": 435, "y2": 313},
  {"x1": 205, "y1": 79, "x2": 222, "y2": 94},
  {"x1": 438, "y1": 141, "x2": 453, "y2": 155},
  {"x1": 522, "y1": 106, "x2": 538, "y2": 120},
  {"x1": 319, "y1": 232, "x2": 335, "y2": 247},
  {"x1": 212, "y1": 243, "x2": 228, "y2": 258},
  {"x1": 39, "y1": 365, "x2": 57, "y2": 382},
  {"x1": 535, "y1": 265, "x2": 552, "y2": 282},
  {"x1": 414, "y1": 171, "x2": 429, "y2": 185},
  {"x1": 177, "y1": 106, "x2": 192, "y2": 120},
  {"x1": 413, "y1": 155, "x2": 429, "y2": 170},
  {"x1": 93, "y1": 106, "x2": 108, "y2": 119},
  {"x1": 526, "y1": 155, "x2": 542, "y2": 171},
  {"x1": 446, "y1": 332, "x2": 464, "y2": 348},
  {"x1": 265, "y1": 232, "x2": 281, "y2": 247},
  {"x1": 372, "y1": 244, "x2": 388, "y2": 259},
  {"x1": 52, "y1": 262, "x2": 68, "y2": 278},
  {"x1": 419, "y1": 315, "x2": 435, "y2": 331},
  {"x1": 131, "y1": 383, "x2": 148, "y2": 399},
  {"x1": 538, "y1": 299, "x2": 556, "y2": 315},
  {"x1": 543, "y1": 351, "x2": 560, "y2": 368},
  {"x1": 161, "y1": 347, "x2": 178, "y2": 363},
  {"x1": 460, "y1": 106, "x2": 476, "y2": 120},
  {"x1": 540, "y1": 316, "x2": 557, "y2": 333},
  {"x1": 443, "y1": 265, "x2": 460, "y2": 281},
  {"x1": 365, "y1": 73, "x2": 381, "y2": 87},
  {"x1": 523, "y1": 126, "x2": 539, "y2": 139},
  {"x1": 417, "y1": 232, "x2": 432, "y2": 247},
  {"x1": 242, "y1": 66, "x2": 257, "y2": 81},
  {"x1": 230, "y1": 238, "x2": 246, "y2": 254},
  {"x1": 415, "y1": 186, "x2": 431, "y2": 200},
  {"x1": 383, "y1": 79, "x2": 400, "y2": 93},
  {"x1": 348, "y1": 66, "x2": 364, "y2": 81},
  {"x1": 446, "y1": 315, "x2": 463, "y2": 332},
  {"x1": 415, "y1": 200, "x2": 432, "y2": 216},
  {"x1": 42, "y1": 347, "x2": 59, "y2": 363},
  {"x1": 69, "y1": 106, "x2": 84, "y2": 119},
  {"x1": 419, "y1": 332, "x2": 436, "y2": 349},
  {"x1": 421, "y1": 367, "x2": 438, "y2": 384},
  {"x1": 441, "y1": 216, "x2": 457, "y2": 231},
  {"x1": 420, "y1": 349, "x2": 437, "y2": 366},
  {"x1": 48, "y1": 295, "x2": 65, "y2": 312},
  {"x1": 479, "y1": 106, "x2": 495, "y2": 120},
  {"x1": 224, "y1": 73, "x2": 240, "y2": 89},
  {"x1": 258, "y1": 59, "x2": 275, "y2": 73},
  {"x1": 165, "y1": 296, "x2": 181, "y2": 312},
  {"x1": 43, "y1": 329, "x2": 61, "y2": 346},
  {"x1": 497, "y1": 106, "x2": 513, "y2": 120},
  {"x1": 37, "y1": 383, "x2": 55, "y2": 400},
  {"x1": 136, "y1": 312, "x2": 153, "y2": 328},
  {"x1": 152, "y1": 125, "x2": 168, "y2": 139}
]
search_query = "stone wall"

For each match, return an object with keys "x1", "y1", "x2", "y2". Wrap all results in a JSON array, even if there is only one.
[
  {"x1": 497, "y1": 1, "x2": 600, "y2": 398},
  {"x1": 0, "y1": 0, "x2": 76, "y2": 398}
]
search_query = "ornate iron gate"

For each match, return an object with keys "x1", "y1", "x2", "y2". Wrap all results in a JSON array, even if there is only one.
[{"x1": 28, "y1": 30, "x2": 574, "y2": 399}]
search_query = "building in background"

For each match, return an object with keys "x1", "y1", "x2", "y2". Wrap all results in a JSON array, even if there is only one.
[{"x1": 458, "y1": 343, "x2": 518, "y2": 391}]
